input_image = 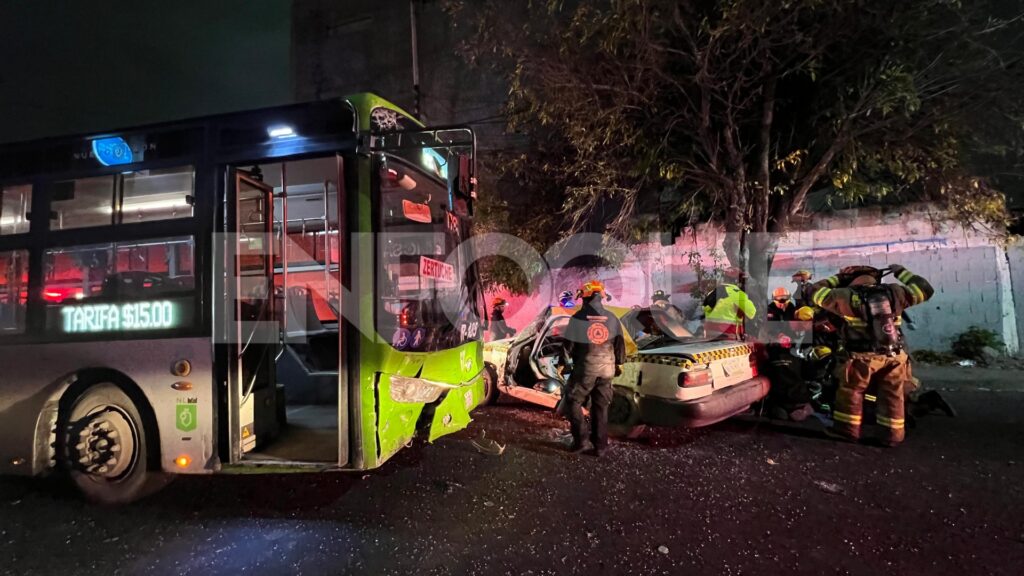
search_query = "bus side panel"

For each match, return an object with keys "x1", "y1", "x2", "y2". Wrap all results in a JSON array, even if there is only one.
[{"x1": 0, "y1": 338, "x2": 215, "y2": 477}]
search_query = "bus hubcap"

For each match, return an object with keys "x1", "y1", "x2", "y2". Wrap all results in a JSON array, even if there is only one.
[{"x1": 71, "y1": 408, "x2": 136, "y2": 480}]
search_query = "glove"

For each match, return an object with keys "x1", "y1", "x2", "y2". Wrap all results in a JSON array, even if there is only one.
[{"x1": 614, "y1": 364, "x2": 623, "y2": 377}]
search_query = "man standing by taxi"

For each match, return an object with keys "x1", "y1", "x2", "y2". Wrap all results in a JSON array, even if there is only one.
[
  {"x1": 804, "y1": 264, "x2": 934, "y2": 446},
  {"x1": 562, "y1": 280, "x2": 626, "y2": 457}
]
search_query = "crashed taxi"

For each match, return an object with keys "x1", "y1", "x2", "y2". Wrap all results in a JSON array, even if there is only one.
[{"x1": 481, "y1": 302, "x2": 769, "y2": 436}]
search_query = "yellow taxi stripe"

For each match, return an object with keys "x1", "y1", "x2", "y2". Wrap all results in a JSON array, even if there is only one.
[{"x1": 630, "y1": 344, "x2": 752, "y2": 368}]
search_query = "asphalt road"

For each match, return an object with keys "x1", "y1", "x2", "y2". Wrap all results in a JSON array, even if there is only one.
[{"x1": 1, "y1": 388, "x2": 1022, "y2": 576}]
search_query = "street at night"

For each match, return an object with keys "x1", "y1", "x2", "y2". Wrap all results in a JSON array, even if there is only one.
[
  {"x1": 2, "y1": 367, "x2": 1021, "y2": 576},
  {"x1": 3, "y1": 2, "x2": 1024, "y2": 575}
]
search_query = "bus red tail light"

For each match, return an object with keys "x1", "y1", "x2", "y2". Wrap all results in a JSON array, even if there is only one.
[
  {"x1": 678, "y1": 369, "x2": 711, "y2": 388},
  {"x1": 749, "y1": 356, "x2": 759, "y2": 377}
]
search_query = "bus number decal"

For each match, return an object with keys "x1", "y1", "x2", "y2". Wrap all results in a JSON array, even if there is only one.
[{"x1": 61, "y1": 300, "x2": 177, "y2": 333}]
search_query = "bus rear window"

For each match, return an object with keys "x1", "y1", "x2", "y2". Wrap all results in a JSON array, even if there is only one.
[
  {"x1": 0, "y1": 250, "x2": 28, "y2": 333},
  {"x1": 43, "y1": 236, "x2": 195, "y2": 304}
]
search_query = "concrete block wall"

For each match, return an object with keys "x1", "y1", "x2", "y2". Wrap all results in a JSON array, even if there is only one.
[{"x1": 492, "y1": 206, "x2": 1021, "y2": 354}]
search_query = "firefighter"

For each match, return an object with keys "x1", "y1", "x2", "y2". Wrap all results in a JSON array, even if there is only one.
[
  {"x1": 766, "y1": 287, "x2": 796, "y2": 322},
  {"x1": 702, "y1": 269, "x2": 757, "y2": 339},
  {"x1": 488, "y1": 297, "x2": 516, "y2": 340},
  {"x1": 804, "y1": 264, "x2": 934, "y2": 446},
  {"x1": 791, "y1": 270, "x2": 813, "y2": 308},
  {"x1": 764, "y1": 290, "x2": 812, "y2": 421},
  {"x1": 561, "y1": 280, "x2": 626, "y2": 457}
]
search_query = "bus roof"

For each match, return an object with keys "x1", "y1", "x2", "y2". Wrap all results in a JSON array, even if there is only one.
[{"x1": 0, "y1": 93, "x2": 418, "y2": 180}]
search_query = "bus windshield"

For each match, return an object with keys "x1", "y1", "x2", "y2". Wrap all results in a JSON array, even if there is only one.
[{"x1": 376, "y1": 154, "x2": 481, "y2": 351}]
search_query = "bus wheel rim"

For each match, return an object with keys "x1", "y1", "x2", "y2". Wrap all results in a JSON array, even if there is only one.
[{"x1": 71, "y1": 407, "x2": 138, "y2": 481}]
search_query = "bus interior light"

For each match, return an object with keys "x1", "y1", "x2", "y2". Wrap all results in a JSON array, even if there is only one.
[{"x1": 268, "y1": 125, "x2": 297, "y2": 139}]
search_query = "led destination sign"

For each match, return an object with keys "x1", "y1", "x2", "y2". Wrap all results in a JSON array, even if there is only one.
[{"x1": 60, "y1": 300, "x2": 179, "y2": 334}]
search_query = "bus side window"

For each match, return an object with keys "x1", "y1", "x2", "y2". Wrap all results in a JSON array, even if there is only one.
[{"x1": 0, "y1": 250, "x2": 28, "y2": 333}]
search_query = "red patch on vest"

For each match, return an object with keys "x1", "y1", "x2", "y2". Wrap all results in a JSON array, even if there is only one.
[{"x1": 587, "y1": 322, "x2": 610, "y2": 345}]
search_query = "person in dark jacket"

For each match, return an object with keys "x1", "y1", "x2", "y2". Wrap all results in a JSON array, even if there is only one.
[
  {"x1": 488, "y1": 297, "x2": 515, "y2": 340},
  {"x1": 561, "y1": 280, "x2": 625, "y2": 457}
]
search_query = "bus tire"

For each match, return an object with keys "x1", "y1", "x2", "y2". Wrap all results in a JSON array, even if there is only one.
[
  {"x1": 61, "y1": 383, "x2": 166, "y2": 504},
  {"x1": 482, "y1": 363, "x2": 501, "y2": 405},
  {"x1": 608, "y1": 389, "x2": 646, "y2": 439}
]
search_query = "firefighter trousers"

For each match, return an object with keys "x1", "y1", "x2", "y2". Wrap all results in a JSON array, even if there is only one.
[
  {"x1": 833, "y1": 350, "x2": 910, "y2": 444},
  {"x1": 565, "y1": 375, "x2": 614, "y2": 449}
]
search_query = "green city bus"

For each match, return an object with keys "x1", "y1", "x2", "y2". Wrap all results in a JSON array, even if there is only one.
[{"x1": 0, "y1": 94, "x2": 487, "y2": 503}]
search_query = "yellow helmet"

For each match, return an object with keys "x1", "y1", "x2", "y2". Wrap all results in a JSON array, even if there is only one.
[
  {"x1": 794, "y1": 306, "x2": 815, "y2": 322},
  {"x1": 810, "y1": 345, "x2": 832, "y2": 361}
]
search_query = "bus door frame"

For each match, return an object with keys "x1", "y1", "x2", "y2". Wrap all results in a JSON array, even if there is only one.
[{"x1": 226, "y1": 169, "x2": 277, "y2": 461}]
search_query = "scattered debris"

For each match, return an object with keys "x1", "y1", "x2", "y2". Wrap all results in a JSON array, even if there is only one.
[
  {"x1": 766, "y1": 458, "x2": 778, "y2": 466},
  {"x1": 471, "y1": 430, "x2": 506, "y2": 456},
  {"x1": 440, "y1": 480, "x2": 465, "y2": 494},
  {"x1": 657, "y1": 545, "x2": 669, "y2": 555},
  {"x1": 813, "y1": 480, "x2": 844, "y2": 495},
  {"x1": 957, "y1": 359, "x2": 976, "y2": 367}
]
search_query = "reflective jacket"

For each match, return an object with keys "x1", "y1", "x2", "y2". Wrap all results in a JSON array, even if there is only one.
[
  {"x1": 808, "y1": 269, "x2": 934, "y2": 352},
  {"x1": 702, "y1": 284, "x2": 757, "y2": 336}
]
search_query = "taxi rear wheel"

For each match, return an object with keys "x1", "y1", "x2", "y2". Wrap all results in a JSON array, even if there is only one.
[{"x1": 608, "y1": 390, "x2": 646, "y2": 439}]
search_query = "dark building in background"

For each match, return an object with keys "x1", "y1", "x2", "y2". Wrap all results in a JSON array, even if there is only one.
[
  {"x1": 291, "y1": 0, "x2": 518, "y2": 158},
  {"x1": 0, "y1": 1, "x2": 292, "y2": 144}
]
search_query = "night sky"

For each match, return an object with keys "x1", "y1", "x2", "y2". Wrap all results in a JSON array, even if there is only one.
[{"x1": 0, "y1": 1, "x2": 292, "y2": 144}]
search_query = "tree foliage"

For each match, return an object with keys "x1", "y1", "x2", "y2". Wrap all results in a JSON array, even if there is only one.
[{"x1": 447, "y1": 0, "x2": 1024, "y2": 290}]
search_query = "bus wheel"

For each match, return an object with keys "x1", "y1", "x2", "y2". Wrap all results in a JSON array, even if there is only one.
[
  {"x1": 482, "y1": 364, "x2": 501, "y2": 405},
  {"x1": 62, "y1": 383, "x2": 162, "y2": 504},
  {"x1": 608, "y1": 391, "x2": 646, "y2": 439}
]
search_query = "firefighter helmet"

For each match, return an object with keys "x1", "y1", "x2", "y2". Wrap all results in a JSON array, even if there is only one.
[
  {"x1": 772, "y1": 287, "x2": 791, "y2": 301},
  {"x1": 651, "y1": 290, "x2": 670, "y2": 303},
  {"x1": 810, "y1": 345, "x2": 832, "y2": 361},
  {"x1": 792, "y1": 269, "x2": 813, "y2": 283},
  {"x1": 558, "y1": 290, "x2": 576, "y2": 307},
  {"x1": 577, "y1": 280, "x2": 606, "y2": 299},
  {"x1": 794, "y1": 306, "x2": 815, "y2": 322}
]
